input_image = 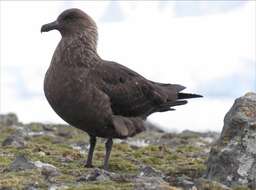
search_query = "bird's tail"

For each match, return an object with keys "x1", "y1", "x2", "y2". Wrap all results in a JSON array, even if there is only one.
[
  {"x1": 178, "y1": 93, "x2": 203, "y2": 99},
  {"x1": 112, "y1": 116, "x2": 145, "y2": 138},
  {"x1": 153, "y1": 84, "x2": 203, "y2": 113}
]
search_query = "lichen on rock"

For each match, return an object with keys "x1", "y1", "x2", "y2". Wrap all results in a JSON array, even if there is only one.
[{"x1": 206, "y1": 92, "x2": 256, "y2": 189}]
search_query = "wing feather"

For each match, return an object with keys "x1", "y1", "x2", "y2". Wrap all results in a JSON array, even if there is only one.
[{"x1": 91, "y1": 61, "x2": 166, "y2": 117}]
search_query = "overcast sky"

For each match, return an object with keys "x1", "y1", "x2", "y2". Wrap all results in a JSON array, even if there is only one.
[{"x1": 0, "y1": 1, "x2": 255, "y2": 132}]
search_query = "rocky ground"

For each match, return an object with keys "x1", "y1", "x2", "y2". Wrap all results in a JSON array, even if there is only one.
[{"x1": 0, "y1": 93, "x2": 255, "y2": 190}]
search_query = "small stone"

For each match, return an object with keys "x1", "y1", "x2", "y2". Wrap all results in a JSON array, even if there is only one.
[
  {"x1": 38, "y1": 151, "x2": 46, "y2": 156},
  {"x1": 139, "y1": 165, "x2": 164, "y2": 177},
  {"x1": 0, "y1": 187, "x2": 14, "y2": 190},
  {"x1": 9, "y1": 155, "x2": 35, "y2": 171},
  {"x1": 2, "y1": 135, "x2": 26, "y2": 148},
  {"x1": 42, "y1": 124, "x2": 57, "y2": 131},
  {"x1": 57, "y1": 129, "x2": 73, "y2": 138},
  {"x1": 34, "y1": 161, "x2": 59, "y2": 179},
  {"x1": 134, "y1": 176, "x2": 172, "y2": 190},
  {"x1": 77, "y1": 168, "x2": 110, "y2": 182},
  {"x1": 27, "y1": 131, "x2": 45, "y2": 137},
  {"x1": 41, "y1": 165, "x2": 59, "y2": 178},
  {"x1": 164, "y1": 175, "x2": 195, "y2": 190},
  {"x1": 34, "y1": 161, "x2": 57, "y2": 169},
  {"x1": 23, "y1": 184, "x2": 38, "y2": 190},
  {"x1": 195, "y1": 178, "x2": 232, "y2": 190}
]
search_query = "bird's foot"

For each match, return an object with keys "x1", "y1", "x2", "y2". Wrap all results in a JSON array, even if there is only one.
[
  {"x1": 84, "y1": 163, "x2": 94, "y2": 168},
  {"x1": 103, "y1": 165, "x2": 109, "y2": 171}
]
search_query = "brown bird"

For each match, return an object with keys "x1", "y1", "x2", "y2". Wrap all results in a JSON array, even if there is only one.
[{"x1": 41, "y1": 8, "x2": 202, "y2": 170}]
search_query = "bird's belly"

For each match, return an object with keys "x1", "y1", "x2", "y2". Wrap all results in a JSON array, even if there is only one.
[{"x1": 44, "y1": 68, "x2": 115, "y2": 137}]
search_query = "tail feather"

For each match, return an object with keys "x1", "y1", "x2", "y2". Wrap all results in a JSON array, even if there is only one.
[{"x1": 178, "y1": 93, "x2": 203, "y2": 99}]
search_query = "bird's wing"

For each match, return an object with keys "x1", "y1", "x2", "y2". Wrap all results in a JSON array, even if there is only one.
[{"x1": 91, "y1": 61, "x2": 168, "y2": 117}]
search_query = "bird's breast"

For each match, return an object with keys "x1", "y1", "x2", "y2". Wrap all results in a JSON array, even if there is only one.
[{"x1": 44, "y1": 59, "x2": 91, "y2": 123}]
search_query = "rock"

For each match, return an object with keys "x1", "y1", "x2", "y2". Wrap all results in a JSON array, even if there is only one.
[
  {"x1": 0, "y1": 113, "x2": 18, "y2": 126},
  {"x1": 0, "y1": 187, "x2": 14, "y2": 190},
  {"x1": 77, "y1": 168, "x2": 110, "y2": 182},
  {"x1": 206, "y1": 92, "x2": 256, "y2": 188},
  {"x1": 9, "y1": 155, "x2": 35, "y2": 171},
  {"x1": 42, "y1": 124, "x2": 57, "y2": 131},
  {"x1": 2, "y1": 134, "x2": 26, "y2": 148},
  {"x1": 23, "y1": 184, "x2": 38, "y2": 190},
  {"x1": 159, "y1": 133, "x2": 186, "y2": 148},
  {"x1": 164, "y1": 175, "x2": 195, "y2": 190},
  {"x1": 41, "y1": 166, "x2": 59, "y2": 179},
  {"x1": 139, "y1": 165, "x2": 164, "y2": 177},
  {"x1": 34, "y1": 161, "x2": 59, "y2": 179},
  {"x1": 110, "y1": 173, "x2": 136, "y2": 183},
  {"x1": 134, "y1": 177, "x2": 172, "y2": 190},
  {"x1": 48, "y1": 185, "x2": 68, "y2": 190},
  {"x1": 77, "y1": 168, "x2": 139, "y2": 184},
  {"x1": 195, "y1": 178, "x2": 232, "y2": 190},
  {"x1": 27, "y1": 131, "x2": 45, "y2": 137},
  {"x1": 57, "y1": 128, "x2": 74, "y2": 138}
]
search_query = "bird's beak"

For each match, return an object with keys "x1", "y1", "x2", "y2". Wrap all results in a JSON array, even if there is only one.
[{"x1": 41, "y1": 20, "x2": 59, "y2": 33}]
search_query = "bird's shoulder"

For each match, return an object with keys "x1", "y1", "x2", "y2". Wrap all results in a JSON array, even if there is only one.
[
  {"x1": 90, "y1": 60, "x2": 166, "y2": 106},
  {"x1": 92, "y1": 60, "x2": 142, "y2": 84}
]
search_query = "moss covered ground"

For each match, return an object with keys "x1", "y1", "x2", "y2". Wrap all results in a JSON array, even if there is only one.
[{"x1": 0, "y1": 121, "x2": 250, "y2": 190}]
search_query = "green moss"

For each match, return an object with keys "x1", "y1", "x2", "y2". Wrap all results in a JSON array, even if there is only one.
[
  {"x1": 0, "y1": 169, "x2": 47, "y2": 189},
  {"x1": 0, "y1": 127, "x2": 16, "y2": 134},
  {"x1": 0, "y1": 156, "x2": 12, "y2": 166},
  {"x1": 67, "y1": 182, "x2": 133, "y2": 190},
  {"x1": 141, "y1": 156, "x2": 164, "y2": 165},
  {"x1": 166, "y1": 153, "x2": 179, "y2": 161},
  {"x1": 176, "y1": 145, "x2": 201, "y2": 153},
  {"x1": 178, "y1": 132, "x2": 201, "y2": 140},
  {"x1": 198, "y1": 182, "x2": 224, "y2": 190},
  {"x1": 27, "y1": 123, "x2": 44, "y2": 132},
  {"x1": 66, "y1": 131, "x2": 88, "y2": 144},
  {"x1": 0, "y1": 127, "x2": 16, "y2": 143},
  {"x1": 109, "y1": 156, "x2": 138, "y2": 172},
  {"x1": 233, "y1": 187, "x2": 250, "y2": 190},
  {"x1": 132, "y1": 144, "x2": 207, "y2": 178}
]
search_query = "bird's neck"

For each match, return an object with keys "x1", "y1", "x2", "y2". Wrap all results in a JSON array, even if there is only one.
[
  {"x1": 53, "y1": 31, "x2": 101, "y2": 68},
  {"x1": 63, "y1": 31, "x2": 98, "y2": 52}
]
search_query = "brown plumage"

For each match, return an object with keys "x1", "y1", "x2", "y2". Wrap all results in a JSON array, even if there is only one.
[{"x1": 41, "y1": 8, "x2": 202, "y2": 170}]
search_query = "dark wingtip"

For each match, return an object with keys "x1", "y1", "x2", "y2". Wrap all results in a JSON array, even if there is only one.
[
  {"x1": 178, "y1": 93, "x2": 203, "y2": 99},
  {"x1": 192, "y1": 94, "x2": 203, "y2": 98}
]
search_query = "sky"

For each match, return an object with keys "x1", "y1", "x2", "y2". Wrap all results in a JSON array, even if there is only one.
[{"x1": 0, "y1": 1, "x2": 255, "y2": 132}]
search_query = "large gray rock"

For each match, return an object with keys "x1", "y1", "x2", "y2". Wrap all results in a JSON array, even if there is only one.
[
  {"x1": 206, "y1": 92, "x2": 256, "y2": 189},
  {"x1": 0, "y1": 113, "x2": 18, "y2": 126}
]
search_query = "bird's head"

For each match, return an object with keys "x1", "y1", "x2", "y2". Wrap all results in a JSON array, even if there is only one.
[{"x1": 41, "y1": 8, "x2": 97, "y2": 38}]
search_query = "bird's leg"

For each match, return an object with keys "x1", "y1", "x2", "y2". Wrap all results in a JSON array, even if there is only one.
[
  {"x1": 103, "y1": 138, "x2": 113, "y2": 170},
  {"x1": 85, "y1": 136, "x2": 96, "y2": 168}
]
